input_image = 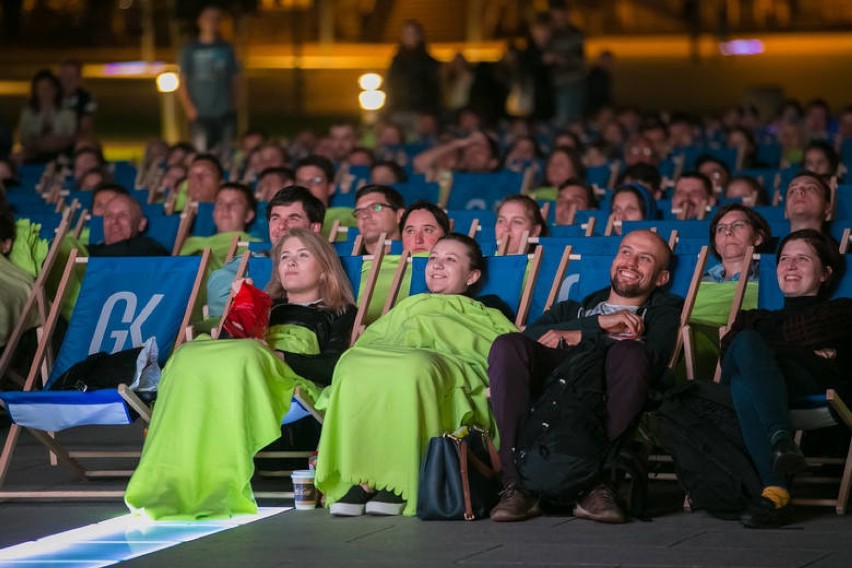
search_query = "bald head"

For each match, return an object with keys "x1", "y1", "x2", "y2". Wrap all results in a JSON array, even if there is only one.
[
  {"x1": 103, "y1": 195, "x2": 146, "y2": 245},
  {"x1": 609, "y1": 230, "x2": 672, "y2": 304}
]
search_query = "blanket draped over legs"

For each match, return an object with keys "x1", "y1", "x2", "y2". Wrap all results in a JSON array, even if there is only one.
[
  {"x1": 315, "y1": 294, "x2": 516, "y2": 516},
  {"x1": 125, "y1": 337, "x2": 313, "y2": 520}
]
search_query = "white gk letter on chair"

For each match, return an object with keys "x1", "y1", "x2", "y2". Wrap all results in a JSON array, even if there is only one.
[{"x1": 89, "y1": 292, "x2": 164, "y2": 354}]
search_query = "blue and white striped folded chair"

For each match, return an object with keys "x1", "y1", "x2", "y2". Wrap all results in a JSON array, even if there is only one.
[{"x1": 0, "y1": 250, "x2": 210, "y2": 499}]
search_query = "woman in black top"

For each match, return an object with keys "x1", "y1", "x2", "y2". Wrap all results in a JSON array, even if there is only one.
[{"x1": 721, "y1": 229, "x2": 851, "y2": 528}]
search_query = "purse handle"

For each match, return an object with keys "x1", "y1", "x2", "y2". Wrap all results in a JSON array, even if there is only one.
[{"x1": 456, "y1": 437, "x2": 475, "y2": 521}]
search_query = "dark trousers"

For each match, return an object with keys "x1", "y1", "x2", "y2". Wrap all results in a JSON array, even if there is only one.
[
  {"x1": 721, "y1": 330, "x2": 822, "y2": 487},
  {"x1": 488, "y1": 333, "x2": 651, "y2": 486}
]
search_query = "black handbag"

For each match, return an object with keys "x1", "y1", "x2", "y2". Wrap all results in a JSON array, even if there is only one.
[{"x1": 416, "y1": 425, "x2": 502, "y2": 521}]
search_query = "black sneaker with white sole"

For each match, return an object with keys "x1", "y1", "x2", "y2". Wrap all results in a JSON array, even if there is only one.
[
  {"x1": 329, "y1": 485, "x2": 374, "y2": 517},
  {"x1": 365, "y1": 489, "x2": 405, "y2": 516}
]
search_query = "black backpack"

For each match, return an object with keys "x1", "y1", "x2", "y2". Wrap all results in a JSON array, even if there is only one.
[
  {"x1": 656, "y1": 380, "x2": 762, "y2": 519},
  {"x1": 514, "y1": 341, "x2": 609, "y2": 507}
]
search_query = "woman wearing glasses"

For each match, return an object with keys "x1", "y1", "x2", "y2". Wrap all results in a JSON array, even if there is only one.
[{"x1": 686, "y1": 204, "x2": 772, "y2": 380}]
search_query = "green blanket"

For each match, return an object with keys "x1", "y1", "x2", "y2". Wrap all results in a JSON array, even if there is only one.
[
  {"x1": 315, "y1": 294, "x2": 516, "y2": 516},
  {"x1": 0, "y1": 255, "x2": 37, "y2": 347},
  {"x1": 9, "y1": 219, "x2": 49, "y2": 278},
  {"x1": 679, "y1": 281, "x2": 758, "y2": 381},
  {"x1": 125, "y1": 326, "x2": 319, "y2": 520}
]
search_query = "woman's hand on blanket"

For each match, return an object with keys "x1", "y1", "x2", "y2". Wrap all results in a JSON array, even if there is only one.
[
  {"x1": 231, "y1": 277, "x2": 255, "y2": 295},
  {"x1": 537, "y1": 329, "x2": 582, "y2": 349},
  {"x1": 253, "y1": 337, "x2": 285, "y2": 361}
]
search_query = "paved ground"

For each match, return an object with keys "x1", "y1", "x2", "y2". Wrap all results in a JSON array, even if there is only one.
[{"x1": 1, "y1": 420, "x2": 850, "y2": 567}]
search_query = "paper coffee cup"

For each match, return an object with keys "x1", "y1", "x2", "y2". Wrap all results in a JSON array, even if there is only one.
[{"x1": 292, "y1": 470, "x2": 317, "y2": 510}]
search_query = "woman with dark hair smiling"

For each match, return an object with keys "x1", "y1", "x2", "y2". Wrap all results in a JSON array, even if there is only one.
[
  {"x1": 316, "y1": 234, "x2": 516, "y2": 517},
  {"x1": 720, "y1": 230, "x2": 851, "y2": 528}
]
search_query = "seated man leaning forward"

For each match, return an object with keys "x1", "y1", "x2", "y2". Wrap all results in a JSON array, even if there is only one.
[
  {"x1": 487, "y1": 229, "x2": 682, "y2": 523},
  {"x1": 206, "y1": 185, "x2": 325, "y2": 317},
  {"x1": 88, "y1": 194, "x2": 169, "y2": 257}
]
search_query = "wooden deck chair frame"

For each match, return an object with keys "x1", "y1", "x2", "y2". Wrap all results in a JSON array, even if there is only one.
[
  {"x1": 0, "y1": 249, "x2": 210, "y2": 499},
  {"x1": 349, "y1": 232, "x2": 388, "y2": 345},
  {"x1": 0, "y1": 207, "x2": 75, "y2": 387},
  {"x1": 170, "y1": 202, "x2": 198, "y2": 255},
  {"x1": 791, "y1": 389, "x2": 852, "y2": 514}
]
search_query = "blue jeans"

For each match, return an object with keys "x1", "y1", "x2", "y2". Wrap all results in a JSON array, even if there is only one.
[{"x1": 721, "y1": 330, "x2": 821, "y2": 486}]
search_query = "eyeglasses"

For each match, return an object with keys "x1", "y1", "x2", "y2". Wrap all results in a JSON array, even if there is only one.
[
  {"x1": 353, "y1": 203, "x2": 395, "y2": 219},
  {"x1": 715, "y1": 221, "x2": 750, "y2": 234},
  {"x1": 296, "y1": 176, "x2": 325, "y2": 187}
]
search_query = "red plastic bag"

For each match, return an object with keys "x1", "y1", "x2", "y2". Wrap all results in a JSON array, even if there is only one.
[{"x1": 222, "y1": 282, "x2": 273, "y2": 339}]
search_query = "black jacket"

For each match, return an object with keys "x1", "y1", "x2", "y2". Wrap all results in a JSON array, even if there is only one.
[{"x1": 524, "y1": 287, "x2": 683, "y2": 383}]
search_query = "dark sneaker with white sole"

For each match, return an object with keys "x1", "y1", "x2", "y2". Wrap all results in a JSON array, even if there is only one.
[
  {"x1": 365, "y1": 490, "x2": 405, "y2": 516},
  {"x1": 329, "y1": 485, "x2": 374, "y2": 517}
]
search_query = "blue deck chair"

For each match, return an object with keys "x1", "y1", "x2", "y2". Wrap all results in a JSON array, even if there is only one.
[
  {"x1": 756, "y1": 253, "x2": 852, "y2": 514},
  {"x1": 752, "y1": 205, "x2": 786, "y2": 221},
  {"x1": 527, "y1": 236, "x2": 621, "y2": 323},
  {"x1": 448, "y1": 209, "x2": 497, "y2": 235},
  {"x1": 834, "y1": 185, "x2": 852, "y2": 221},
  {"x1": 622, "y1": 220, "x2": 712, "y2": 242},
  {"x1": 392, "y1": 180, "x2": 440, "y2": 205},
  {"x1": 192, "y1": 202, "x2": 216, "y2": 236},
  {"x1": 586, "y1": 163, "x2": 617, "y2": 189},
  {"x1": 446, "y1": 170, "x2": 525, "y2": 211},
  {"x1": 756, "y1": 142, "x2": 783, "y2": 168},
  {"x1": 397, "y1": 248, "x2": 542, "y2": 328},
  {"x1": 109, "y1": 161, "x2": 138, "y2": 190},
  {"x1": 0, "y1": 250, "x2": 210, "y2": 499},
  {"x1": 17, "y1": 164, "x2": 46, "y2": 189}
]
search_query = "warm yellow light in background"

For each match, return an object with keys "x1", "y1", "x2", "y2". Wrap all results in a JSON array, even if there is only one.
[
  {"x1": 358, "y1": 72, "x2": 383, "y2": 91},
  {"x1": 358, "y1": 90, "x2": 386, "y2": 111},
  {"x1": 156, "y1": 72, "x2": 179, "y2": 93}
]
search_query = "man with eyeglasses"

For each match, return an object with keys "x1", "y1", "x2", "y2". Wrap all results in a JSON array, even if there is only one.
[{"x1": 353, "y1": 184, "x2": 404, "y2": 256}]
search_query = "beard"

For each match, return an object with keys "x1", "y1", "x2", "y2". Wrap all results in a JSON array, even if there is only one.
[{"x1": 610, "y1": 270, "x2": 648, "y2": 298}]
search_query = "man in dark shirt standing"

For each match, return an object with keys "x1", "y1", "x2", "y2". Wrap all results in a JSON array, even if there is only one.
[
  {"x1": 546, "y1": 0, "x2": 586, "y2": 126},
  {"x1": 178, "y1": 4, "x2": 240, "y2": 158},
  {"x1": 59, "y1": 59, "x2": 97, "y2": 138},
  {"x1": 487, "y1": 230, "x2": 682, "y2": 523}
]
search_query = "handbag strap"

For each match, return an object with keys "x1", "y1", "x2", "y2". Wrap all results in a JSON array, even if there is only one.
[
  {"x1": 457, "y1": 438, "x2": 475, "y2": 521},
  {"x1": 482, "y1": 430, "x2": 502, "y2": 476}
]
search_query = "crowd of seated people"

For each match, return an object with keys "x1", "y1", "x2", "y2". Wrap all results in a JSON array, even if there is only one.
[{"x1": 4, "y1": 72, "x2": 852, "y2": 532}]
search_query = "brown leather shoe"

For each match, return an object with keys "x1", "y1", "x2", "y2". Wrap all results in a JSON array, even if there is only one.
[
  {"x1": 490, "y1": 483, "x2": 542, "y2": 522},
  {"x1": 573, "y1": 484, "x2": 626, "y2": 524}
]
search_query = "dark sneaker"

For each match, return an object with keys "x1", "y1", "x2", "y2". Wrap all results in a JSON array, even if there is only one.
[
  {"x1": 772, "y1": 438, "x2": 808, "y2": 475},
  {"x1": 741, "y1": 497, "x2": 793, "y2": 529},
  {"x1": 329, "y1": 485, "x2": 373, "y2": 517},
  {"x1": 573, "y1": 484, "x2": 626, "y2": 524},
  {"x1": 365, "y1": 489, "x2": 405, "y2": 516},
  {"x1": 490, "y1": 483, "x2": 541, "y2": 522}
]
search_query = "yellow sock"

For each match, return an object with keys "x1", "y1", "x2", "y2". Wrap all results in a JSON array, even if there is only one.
[{"x1": 761, "y1": 486, "x2": 790, "y2": 509}]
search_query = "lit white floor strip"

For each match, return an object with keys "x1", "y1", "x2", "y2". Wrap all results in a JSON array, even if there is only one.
[{"x1": 0, "y1": 507, "x2": 291, "y2": 567}]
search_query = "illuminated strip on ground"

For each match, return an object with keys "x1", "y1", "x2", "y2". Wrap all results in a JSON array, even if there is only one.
[{"x1": 0, "y1": 507, "x2": 289, "y2": 567}]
